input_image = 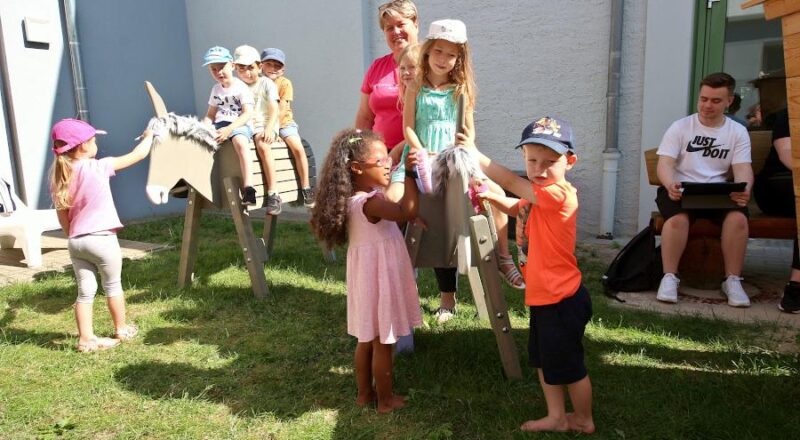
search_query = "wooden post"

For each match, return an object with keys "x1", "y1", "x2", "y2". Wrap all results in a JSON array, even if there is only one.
[
  {"x1": 178, "y1": 188, "x2": 203, "y2": 288},
  {"x1": 262, "y1": 214, "x2": 278, "y2": 263},
  {"x1": 467, "y1": 267, "x2": 490, "y2": 320},
  {"x1": 469, "y1": 215, "x2": 522, "y2": 380},
  {"x1": 223, "y1": 177, "x2": 269, "y2": 299}
]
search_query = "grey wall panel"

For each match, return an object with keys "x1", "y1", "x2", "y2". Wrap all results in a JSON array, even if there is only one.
[
  {"x1": 184, "y1": 0, "x2": 366, "y2": 168},
  {"x1": 77, "y1": 0, "x2": 195, "y2": 220}
]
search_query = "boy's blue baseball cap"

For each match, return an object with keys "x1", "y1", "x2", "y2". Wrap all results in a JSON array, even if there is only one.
[
  {"x1": 260, "y1": 48, "x2": 286, "y2": 65},
  {"x1": 516, "y1": 116, "x2": 575, "y2": 155},
  {"x1": 203, "y1": 46, "x2": 232, "y2": 66}
]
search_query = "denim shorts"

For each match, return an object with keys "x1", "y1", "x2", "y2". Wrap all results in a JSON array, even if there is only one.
[
  {"x1": 214, "y1": 121, "x2": 253, "y2": 140},
  {"x1": 279, "y1": 122, "x2": 299, "y2": 138}
]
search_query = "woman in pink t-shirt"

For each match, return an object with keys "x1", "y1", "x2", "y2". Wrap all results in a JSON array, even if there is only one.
[
  {"x1": 49, "y1": 119, "x2": 153, "y2": 353},
  {"x1": 354, "y1": 0, "x2": 419, "y2": 154}
]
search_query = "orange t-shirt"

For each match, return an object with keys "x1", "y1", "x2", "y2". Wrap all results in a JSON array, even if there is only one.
[{"x1": 521, "y1": 180, "x2": 582, "y2": 306}]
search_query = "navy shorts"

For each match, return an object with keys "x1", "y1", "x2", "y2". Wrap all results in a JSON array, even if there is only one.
[
  {"x1": 528, "y1": 284, "x2": 592, "y2": 385},
  {"x1": 656, "y1": 186, "x2": 749, "y2": 225}
]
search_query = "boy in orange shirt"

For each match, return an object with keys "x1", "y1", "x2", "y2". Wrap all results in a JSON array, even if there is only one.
[{"x1": 469, "y1": 116, "x2": 594, "y2": 434}]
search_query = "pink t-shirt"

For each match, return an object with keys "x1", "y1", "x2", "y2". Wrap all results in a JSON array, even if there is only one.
[
  {"x1": 360, "y1": 54, "x2": 403, "y2": 149},
  {"x1": 66, "y1": 157, "x2": 123, "y2": 238}
]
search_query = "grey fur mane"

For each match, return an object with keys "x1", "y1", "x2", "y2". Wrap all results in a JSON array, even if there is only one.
[
  {"x1": 146, "y1": 113, "x2": 219, "y2": 151},
  {"x1": 432, "y1": 147, "x2": 487, "y2": 194}
]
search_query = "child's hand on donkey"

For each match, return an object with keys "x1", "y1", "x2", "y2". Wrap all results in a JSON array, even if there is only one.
[{"x1": 215, "y1": 126, "x2": 233, "y2": 143}]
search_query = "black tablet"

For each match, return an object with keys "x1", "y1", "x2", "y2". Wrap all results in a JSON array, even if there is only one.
[{"x1": 680, "y1": 182, "x2": 746, "y2": 209}]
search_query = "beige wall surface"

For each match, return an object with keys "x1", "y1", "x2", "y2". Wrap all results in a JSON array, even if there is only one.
[{"x1": 366, "y1": 0, "x2": 648, "y2": 237}]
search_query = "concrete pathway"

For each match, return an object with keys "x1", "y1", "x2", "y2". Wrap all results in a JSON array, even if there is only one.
[
  {"x1": 584, "y1": 237, "x2": 800, "y2": 330},
  {"x1": 0, "y1": 230, "x2": 169, "y2": 286}
]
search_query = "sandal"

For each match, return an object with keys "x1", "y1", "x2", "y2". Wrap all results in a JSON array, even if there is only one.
[
  {"x1": 498, "y1": 254, "x2": 526, "y2": 290},
  {"x1": 77, "y1": 336, "x2": 120, "y2": 353},
  {"x1": 114, "y1": 324, "x2": 139, "y2": 341},
  {"x1": 434, "y1": 307, "x2": 456, "y2": 324}
]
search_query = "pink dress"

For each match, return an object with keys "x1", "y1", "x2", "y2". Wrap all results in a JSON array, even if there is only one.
[{"x1": 346, "y1": 190, "x2": 422, "y2": 344}]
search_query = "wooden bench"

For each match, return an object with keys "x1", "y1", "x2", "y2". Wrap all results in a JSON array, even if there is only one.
[
  {"x1": 644, "y1": 130, "x2": 797, "y2": 288},
  {"x1": 251, "y1": 138, "x2": 320, "y2": 260}
]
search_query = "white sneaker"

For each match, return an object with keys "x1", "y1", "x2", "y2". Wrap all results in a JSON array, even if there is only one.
[
  {"x1": 434, "y1": 307, "x2": 455, "y2": 324},
  {"x1": 721, "y1": 275, "x2": 751, "y2": 307},
  {"x1": 656, "y1": 273, "x2": 680, "y2": 303}
]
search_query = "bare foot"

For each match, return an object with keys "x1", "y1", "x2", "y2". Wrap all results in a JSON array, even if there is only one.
[
  {"x1": 377, "y1": 394, "x2": 407, "y2": 414},
  {"x1": 520, "y1": 416, "x2": 569, "y2": 432},
  {"x1": 356, "y1": 391, "x2": 375, "y2": 407},
  {"x1": 566, "y1": 413, "x2": 596, "y2": 434}
]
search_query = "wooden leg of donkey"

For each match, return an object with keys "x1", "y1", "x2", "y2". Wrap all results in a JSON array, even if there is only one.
[
  {"x1": 178, "y1": 188, "x2": 204, "y2": 288},
  {"x1": 223, "y1": 177, "x2": 269, "y2": 299},
  {"x1": 470, "y1": 215, "x2": 522, "y2": 380}
]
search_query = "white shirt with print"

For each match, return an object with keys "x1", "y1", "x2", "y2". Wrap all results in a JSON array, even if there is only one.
[
  {"x1": 207, "y1": 78, "x2": 255, "y2": 125},
  {"x1": 657, "y1": 114, "x2": 751, "y2": 184}
]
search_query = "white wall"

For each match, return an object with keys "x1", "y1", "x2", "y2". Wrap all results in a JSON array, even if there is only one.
[
  {"x1": 637, "y1": 0, "x2": 696, "y2": 230},
  {"x1": 0, "y1": 0, "x2": 76, "y2": 208},
  {"x1": 184, "y1": 0, "x2": 367, "y2": 163}
]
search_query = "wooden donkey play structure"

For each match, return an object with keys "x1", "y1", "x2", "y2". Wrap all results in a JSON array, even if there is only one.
[
  {"x1": 405, "y1": 149, "x2": 523, "y2": 380},
  {"x1": 143, "y1": 81, "x2": 314, "y2": 298}
]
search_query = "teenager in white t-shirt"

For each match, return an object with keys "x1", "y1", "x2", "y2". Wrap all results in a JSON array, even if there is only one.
[{"x1": 654, "y1": 72, "x2": 753, "y2": 307}]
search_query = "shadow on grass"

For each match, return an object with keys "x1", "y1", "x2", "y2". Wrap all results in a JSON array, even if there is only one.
[{"x1": 4, "y1": 216, "x2": 799, "y2": 438}]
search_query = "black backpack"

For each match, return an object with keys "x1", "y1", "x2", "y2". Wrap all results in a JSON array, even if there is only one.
[{"x1": 601, "y1": 222, "x2": 663, "y2": 300}]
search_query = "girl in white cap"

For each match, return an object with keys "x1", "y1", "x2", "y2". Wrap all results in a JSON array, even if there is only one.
[
  {"x1": 397, "y1": 19, "x2": 523, "y2": 323},
  {"x1": 49, "y1": 118, "x2": 153, "y2": 352}
]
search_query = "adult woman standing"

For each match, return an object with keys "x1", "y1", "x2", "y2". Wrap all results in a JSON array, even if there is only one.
[{"x1": 354, "y1": 0, "x2": 419, "y2": 153}]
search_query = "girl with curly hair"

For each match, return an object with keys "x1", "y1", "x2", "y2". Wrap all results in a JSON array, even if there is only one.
[{"x1": 310, "y1": 128, "x2": 422, "y2": 414}]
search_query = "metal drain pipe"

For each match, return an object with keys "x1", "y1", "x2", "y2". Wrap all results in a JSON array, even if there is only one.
[
  {"x1": 63, "y1": 0, "x2": 89, "y2": 121},
  {"x1": 598, "y1": 0, "x2": 624, "y2": 239}
]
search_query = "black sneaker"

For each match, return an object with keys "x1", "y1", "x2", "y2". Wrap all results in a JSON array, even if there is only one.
[
  {"x1": 301, "y1": 187, "x2": 315, "y2": 208},
  {"x1": 265, "y1": 192, "x2": 282, "y2": 215},
  {"x1": 779, "y1": 281, "x2": 800, "y2": 314},
  {"x1": 242, "y1": 186, "x2": 257, "y2": 206}
]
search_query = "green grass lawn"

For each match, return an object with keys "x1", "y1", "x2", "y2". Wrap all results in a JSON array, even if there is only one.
[{"x1": 1, "y1": 215, "x2": 798, "y2": 439}]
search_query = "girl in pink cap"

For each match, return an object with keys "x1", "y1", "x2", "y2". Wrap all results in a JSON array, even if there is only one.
[{"x1": 49, "y1": 118, "x2": 153, "y2": 352}]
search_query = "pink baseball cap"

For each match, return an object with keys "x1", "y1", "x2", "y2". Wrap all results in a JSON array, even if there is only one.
[{"x1": 51, "y1": 118, "x2": 107, "y2": 154}]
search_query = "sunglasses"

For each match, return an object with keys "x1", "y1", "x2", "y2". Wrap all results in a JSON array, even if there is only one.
[{"x1": 355, "y1": 156, "x2": 393, "y2": 168}]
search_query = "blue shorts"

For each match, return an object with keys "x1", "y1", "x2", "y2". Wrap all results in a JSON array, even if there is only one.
[
  {"x1": 279, "y1": 122, "x2": 299, "y2": 139},
  {"x1": 528, "y1": 284, "x2": 592, "y2": 385},
  {"x1": 214, "y1": 121, "x2": 253, "y2": 140}
]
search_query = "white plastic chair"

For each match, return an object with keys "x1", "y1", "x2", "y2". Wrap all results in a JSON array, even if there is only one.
[{"x1": 0, "y1": 185, "x2": 61, "y2": 268}]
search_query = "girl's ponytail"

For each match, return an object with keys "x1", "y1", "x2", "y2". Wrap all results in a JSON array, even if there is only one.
[{"x1": 49, "y1": 153, "x2": 74, "y2": 210}]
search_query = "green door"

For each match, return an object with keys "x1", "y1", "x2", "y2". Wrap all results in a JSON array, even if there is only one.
[{"x1": 691, "y1": 0, "x2": 785, "y2": 129}]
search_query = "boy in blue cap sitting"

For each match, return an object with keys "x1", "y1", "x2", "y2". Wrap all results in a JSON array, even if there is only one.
[{"x1": 200, "y1": 46, "x2": 257, "y2": 205}]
